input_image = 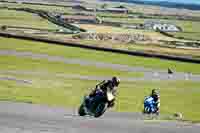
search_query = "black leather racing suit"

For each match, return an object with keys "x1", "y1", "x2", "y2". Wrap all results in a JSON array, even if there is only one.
[{"x1": 89, "y1": 80, "x2": 117, "y2": 108}]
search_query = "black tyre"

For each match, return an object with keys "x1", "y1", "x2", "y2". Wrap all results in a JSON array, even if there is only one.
[
  {"x1": 94, "y1": 102, "x2": 107, "y2": 118},
  {"x1": 78, "y1": 104, "x2": 86, "y2": 116}
]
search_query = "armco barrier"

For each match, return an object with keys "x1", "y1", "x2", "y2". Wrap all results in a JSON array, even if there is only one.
[{"x1": 0, "y1": 31, "x2": 200, "y2": 64}]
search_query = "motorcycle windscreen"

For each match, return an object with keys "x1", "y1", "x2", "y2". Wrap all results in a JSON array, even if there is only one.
[{"x1": 107, "y1": 92, "x2": 114, "y2": 101}]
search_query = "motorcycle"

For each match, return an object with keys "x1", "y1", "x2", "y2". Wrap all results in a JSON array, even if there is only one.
[
  {"x1": 143, "y1": 96, "x2": 159, "y2": 115},
  {"x1": 78, "y1": 89, "x2": 115, "y2": 118}
]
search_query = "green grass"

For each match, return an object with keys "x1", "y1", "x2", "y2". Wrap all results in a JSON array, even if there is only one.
[
  {"x1": 1, "y1": 37, "x2": 200, "y2": 74},
  {"x1": 0, "y1": 9, "x2": 59, "y2": 29},
  {"x1": 170, "y1": 32, "x2": 200, "y2": 41},
  {"x1": 0, "y1": 2, "x2": 199, "y2": 122},
  {"x1": 101, "y1": 17, "x2": 200, "y2": 41},
  {"x1": 169, "y1": 20, "x2": 200, "y2": 41},
  {"x1": 0, "y1": 77, "x2": 95, "y2": 107},
  {"x1": 2, "y1": 1, "x2": 200, "y2": 41},
  {"x1": 2, "y1": 1, "x2": 199, "y2": 41},
  {"x1": 0, "y1": 76, "x2": 200, "y2": 122},
  {"x1": 75, "y1": 39, "x2": 200, "y2": 59},
  {"x1": 0, "y1": 2, "x2": 74, "y2": 14},
  {"x1": 0, "y1": 55, "x2": 142, "y2": 78},
  {"x1": 102, "y1": 17, "x2": 147, "y2": 24},
  {"x1": 127, "y1": 44, "x2": 200, "y2": 59},
  {"x1": 74, "y1": 24, "x2": 168, "y2": 40},
  {"x1": 1, "y1": 37, "x2": 200, "y2": 122},
  {"x1": 116, "y1": 81, "x2": 200, "y2": 122}
]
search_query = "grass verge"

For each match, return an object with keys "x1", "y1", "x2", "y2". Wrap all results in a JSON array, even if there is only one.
[
  {"x1": 0, "y1": 55, "x2": 142, "y2": 78},
  {"x1": 1, "y1": 37, "x2": 200, "y2": 74},
  {"x1": 0, "y1": 77, "x2": 200, "y2": 122},
  {"x1": 0, "y1": 37, "x2": 200, "y2": 122}
]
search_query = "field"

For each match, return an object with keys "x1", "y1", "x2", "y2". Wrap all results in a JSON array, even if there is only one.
[
  {"x1": 1, "y1": 1, "x2": 200, "y2": 42},
  {"x1": 127, "y1": 44, "x2": 200, "y2": 59},
  {"x1": 74, "y1": 24, "x2": 175, "y2": 42},
  {"x1": 0, "y1": 8, "x2": 60, "y2": 29},
  {"x1": 0, "y1": 37, "x2": 200, "y2": 122},
  {"x1": 0, "y1": 2, "x2": 75, "y2": 14},
  {"x1": 1, "y1": 37, "x2": 200, "y2": 73},
  {"x1": 0, "y1": 2, "x2": 200, "y2": 40},
  {"x1": 70, "y1": 39, "x2": 200, "y2": 60},
  {"x1": 102, "y1": 17, "x2": 200, "y2": 41},
  {"x1": 166, "y1": 19, "x2": 200, "y2": 41},
  {"x1": 2, "y1": 1, "x2": 200, "y2": 42}
]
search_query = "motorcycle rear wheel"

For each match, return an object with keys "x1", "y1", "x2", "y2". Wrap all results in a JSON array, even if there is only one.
[{"x1": 94, "y1": 102, "x2": 107, "y2": 118}]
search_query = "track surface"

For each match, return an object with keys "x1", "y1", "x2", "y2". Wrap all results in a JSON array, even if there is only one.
[
  {"x1": 0, "y1": 101, "x2": 199, "y2": 133},
  {"x1": 1, "y1": 50, "x2": 200, "y2": 81}
]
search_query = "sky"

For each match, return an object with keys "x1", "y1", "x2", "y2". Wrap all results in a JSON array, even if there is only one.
[{"x1": 137, "y1": 0, "x2": 200, "y2": 5}]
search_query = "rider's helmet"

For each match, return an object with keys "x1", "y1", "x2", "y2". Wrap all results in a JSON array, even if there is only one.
[
  {"x1": 112, "y1": 76, "x2": 120, "y2": 87},
  {"x1": 151, "y1": 89, "x2": 160, "y2": 100}
]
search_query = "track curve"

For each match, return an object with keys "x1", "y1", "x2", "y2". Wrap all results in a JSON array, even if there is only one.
[{"x1": 0, "y1": 101, "x2": 199, "y2": 133}]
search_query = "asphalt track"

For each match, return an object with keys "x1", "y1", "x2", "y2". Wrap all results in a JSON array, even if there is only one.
[
  {"x1": 1, "y1": 50, "x2": 200, "y2": 82},
  {"x1": 0, "y1": 101, "x2": 199, "y2": 133}
]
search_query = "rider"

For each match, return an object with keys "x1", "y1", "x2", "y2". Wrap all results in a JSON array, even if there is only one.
[
  {"x1": 144, "y1": 89, "x2": 160, "y2": 114},
  {"x1": 88, "y1": 76, "x2": 120, "y2": 108}
]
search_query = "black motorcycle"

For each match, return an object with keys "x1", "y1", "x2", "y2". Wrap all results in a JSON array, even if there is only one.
[{"x1": 78, "y1": 89, "x2": 115, "y2": 118}]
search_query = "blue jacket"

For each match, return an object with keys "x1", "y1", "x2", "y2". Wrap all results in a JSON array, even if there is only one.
[{"x1": 144, "y1": 96, "x2": 160, "y2": 108}]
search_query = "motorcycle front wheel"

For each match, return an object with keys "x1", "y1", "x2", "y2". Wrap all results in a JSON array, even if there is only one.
[{"x1": 78, "y1": 104, "x2": 86, "y2": 116}]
